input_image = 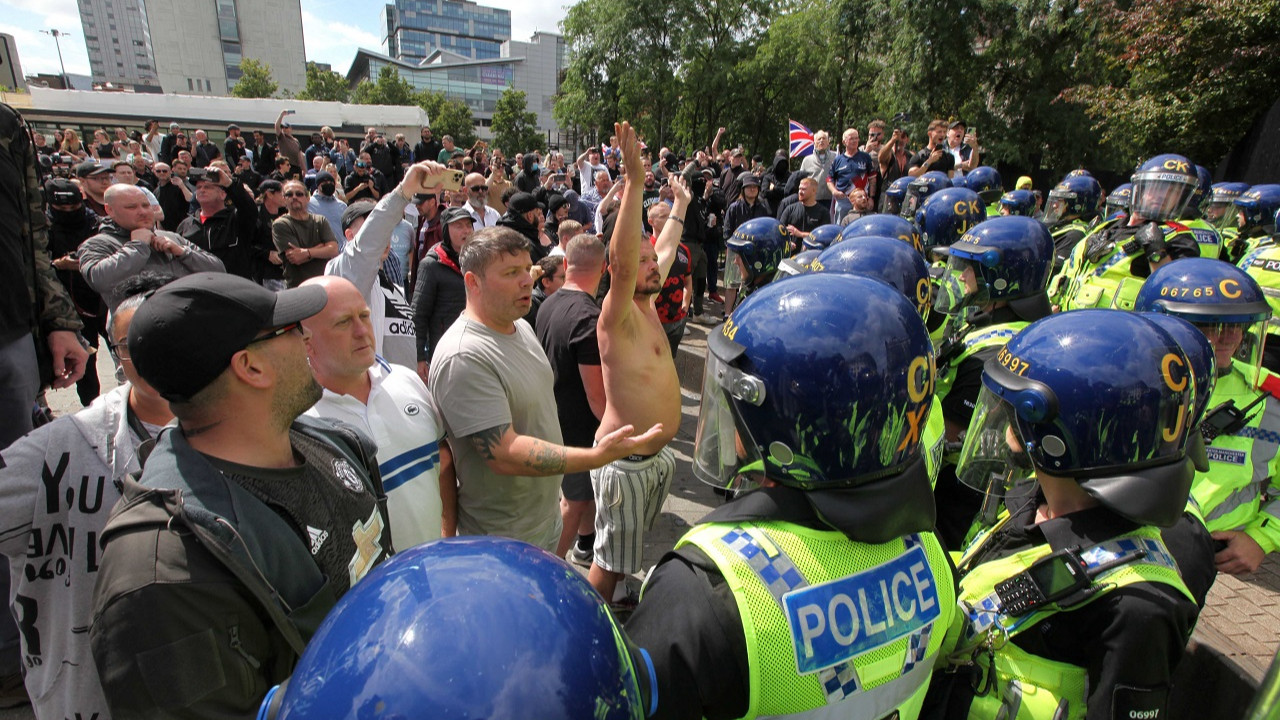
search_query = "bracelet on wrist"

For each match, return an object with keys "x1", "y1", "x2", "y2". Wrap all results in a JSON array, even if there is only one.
[{"x1": 670, "y1": 216, "x2": 685, "y2": 226}]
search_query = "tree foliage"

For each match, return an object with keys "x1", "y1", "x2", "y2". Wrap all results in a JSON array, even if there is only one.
[
  {"x1": 295, "y1": 62, "x2": 349, "y2": 103},
  {"x1": 230, "y1": 59, "x2": 278, "y2": 99},
  {"x1": 351, "y1": 65, "x2": 417, "y2": 106},
  {"x1": 555, "y1": 0, "x2": 1279, "y2": 175},
  {"x1": 348, "y1": 66, "x2": 478, "y2": 146},
  {"x1": 492, "y1": 88, "x2": 544, "y2": 156}
]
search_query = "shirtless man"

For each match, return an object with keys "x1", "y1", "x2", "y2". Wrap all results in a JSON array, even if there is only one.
[{"x1": 589, "y1": 121, "x2": 685, "y2": 602}]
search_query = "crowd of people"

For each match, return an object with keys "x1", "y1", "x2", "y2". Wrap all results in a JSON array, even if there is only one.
[{"x1": 2, "y1": 97, "x2": 1280, "y2": 720}]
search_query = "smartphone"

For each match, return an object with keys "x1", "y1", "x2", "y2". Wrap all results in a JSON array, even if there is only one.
[
  {"x1": 284, "y1": 109, "x2": 297, "y2": 115},
  {"x1": 441, "y1": 169, "x2": 464, "y2": 192}
]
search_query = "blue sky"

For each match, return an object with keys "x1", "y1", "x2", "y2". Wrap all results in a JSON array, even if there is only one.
[{"x1": 0, "y1": 0, "x2": 569, "y2": 79}]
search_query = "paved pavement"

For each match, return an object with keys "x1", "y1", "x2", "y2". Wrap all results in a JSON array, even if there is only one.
[{"x1": 26, "y1": 306, "x2": 1280, "y2": 718}]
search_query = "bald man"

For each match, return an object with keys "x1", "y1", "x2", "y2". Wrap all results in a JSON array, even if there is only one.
[
  {"x1": 79, "y1": 184, "x2": 224, "y2": 309},
  {"x1": 303, "y1": 275, "x2": 456, "y2": 547},
  {"x1": 464, "y1": 172, "x2": 500, "y2": 228}
]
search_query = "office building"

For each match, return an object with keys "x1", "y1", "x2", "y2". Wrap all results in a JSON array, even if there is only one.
[
  {"x1": 381, "y1": 0, "x2": 511, "y2": 62},
  {"x1": 78, "y1": 0, "x2": 306, "y2": 96}
]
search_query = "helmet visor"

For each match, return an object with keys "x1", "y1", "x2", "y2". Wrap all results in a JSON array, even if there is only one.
[
  {"x1": 956, "y1": 387, "x2": 1036, "y2": 496},
  {"x1": 1130, "y1": 173, "x2": 1195, "y2": 222},
  {"x1": 1041, "y1": 195, "x2": 1070, "y2": 225},
  {"x1": 901, "y1": 187, "x2": 927, "y2": 219},
  {"x1": 933, "y1": 253, "x2": 989, "y2": 315},
  {"x1": 1197, "y1": 320, "x2": 1269, "y2": 386},
  {"x1": 1205, "y1": 201, "x2": 1237, "y2": 230},
  {"x1": 883, "y1": 195, "x2": 903, "y2": 216},
  {"x1": 693, "y1": 351, "x2": 766, "y2": 492},
  {"x1": 723, "y1": 249, "x2": 747, "y2": 287}
]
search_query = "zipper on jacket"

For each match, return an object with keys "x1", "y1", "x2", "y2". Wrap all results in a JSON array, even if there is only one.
[{"x1": 228, "y1": 625, "x2": 262, "y2": 670}]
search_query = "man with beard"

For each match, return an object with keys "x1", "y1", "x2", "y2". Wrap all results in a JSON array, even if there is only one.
[
  {"x1": 464, "y1": 172, "x2": 500, "y2": 228},
  {"x1": 586, "y1": 122, "x2": 683, "y2": 605},
  {"x1": 90, "y1": 273, "x2": 392, "y2": 718},
  {"x1": 273, "y1": 180, "x2": 339, "y2": 288}
]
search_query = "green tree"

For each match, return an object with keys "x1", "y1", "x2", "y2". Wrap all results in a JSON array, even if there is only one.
[
  {"x1": 491, "y1": 88, "x2": 543, "y2": 155},
  {"x1": 230, "y1": 58, "x2": 278, "y2": 99},
  {"x1": 296, "y1": 62, "x2": 350, "y2": 102},
  {"x1": 351, "y1": 65, "x2": 417, "y2": 106},
  {"x1": 417, "y1": 90, "x2": 477, "y2": 148}
]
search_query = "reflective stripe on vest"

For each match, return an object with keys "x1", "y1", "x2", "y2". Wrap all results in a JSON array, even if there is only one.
[
  {"x1": 937, "y1": 324, "x2": 1024, "y2": 403},
  {"x1": 1198, "y1": 363, "x2": 1280, "y2": 532},
  {"x1": 680, "y1": 523, "x2": 954, "y2": 720}
]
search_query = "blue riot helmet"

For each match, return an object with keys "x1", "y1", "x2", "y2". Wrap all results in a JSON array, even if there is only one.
[
  {"x1": 802, "y1": 223, "x2": 844, "y2": 252},
  {"x1": 964, "y1": 166, "x2": 1004, "y2": 204},
  {"x1": 957, "y1": 311, "x2": 1197, "y2": 527},
  {"x1": 725, "y1": 216, "x2": 787, "y2": 291},
  {"x1": 1065, "y1": 168, "x2": 1093, "y2": 179},
  {"x1": 261, "y1": 537, "x2": 649, "y2": 720},
  {"x1": 881, "y1": 175, "x2": 914, "y2": 215},
  {"x1": 1234, "y1": 184, "x2": 1280, "y2": 237},
  {"x1": 1184, "y1": 165, "x2": 1213, "y2": 219},
  {"x1": 811, "y1": 235, "x2": 932, "y2": 319},
  {"x1": 916, "y1": 187, "x2": 985, "y2": 253},
  {"x1": 1129, "y1": 153, "x2": 1199, "y2": 223},
  {"x1": 932, "y1": 215, "x2": 1054, "y2": 319},
  {"x1": 901, "y1": 171, "x2": 951, "y2": 219},
  {"x1": 997, "y1": 189, "x2": 1037, "y2": 217},
  {"x1": 1104, "y1": 182, "x2": 1133, "y2": 220},
  {"x1": 1134, "y1": 257, "x2": 1272, "y2": 382},
  {"x1": 1205, "y1": 182, "x2": 1250, "y2": 230},
  {"x1": 1042, "y1": 174, "x2": 1103, "y2": 225},
  {"x1": 841, "y1": 213, "x2": 923, "y2": 254},
  {"x1": 695, "y1": 275, "x2": 937, "y2": 538},
  {"x1": 1140, "y1": 312, "x2": 1217, "y2": 472},
  {"x1": 776, "y1": 248, "x2": 822, "y2": 279}
]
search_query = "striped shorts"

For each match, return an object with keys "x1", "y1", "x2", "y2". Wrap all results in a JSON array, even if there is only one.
[{"x1": 590, "y1": 446, "x2": 676, "y2": 574}]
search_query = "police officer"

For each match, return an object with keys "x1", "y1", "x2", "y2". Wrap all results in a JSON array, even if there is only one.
[
  {"x1": 996, "y1": 189, "x2": 1037, "y2": 217},
  {"x1": 842, "y1": 213, "x2": 923, "y2": 254},
  {"x1": 916, "y1": 187, "x2": 989, "y2": 345},
  {"x1": 1041, "y1": 173, "x2": 1102, "y2": 272},
  {"x1": 1241, "y1": 228, "x2": 1280, "y2": 372},
  {"x1": 260, "y1": 538, "x2": 650, "y2": 720},
  {"x1": 1050, "y1": 154, "x2": 1202, "y2": 313},
  {"x1": 1205, "y1": 182, "x2": 1250, "y2": 252},
  {"x1": 931, "y1": 216, "x2": 1055, "y2": 547},
  {"x1": 1226, "y1": 183, "x2": 1280, "y2": 263},
  {"x1": 1100, "y1": 182, "x2": 1132, "y2": 224},
  {"x1": 963, "y1": 166, "x2": 1003, "y2": 217},
  {"x1": 882, "y1": 175, "x2": 913, "y2": 216},
  {"x1": 1177, "y1": 165, "x2": 1225, "y2": 259},
  {"x1": 931, "y1": 310, "x2": 1211, "y2": 720},
  {"x1": 626, "y1": 274, "x2": 956, "y2": 720},
  {"x1": 723, "y1": 216, "x2": 788, "y2": 314},
  {"x1": 1135, "y1": 259, "x2": 1280, "y2": 575},
  {"x1": 901, "y1": 171, "x2": 952, "y2": 220}
]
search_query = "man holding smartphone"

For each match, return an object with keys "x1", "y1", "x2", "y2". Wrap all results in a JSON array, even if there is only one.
[{"x1": 175, "y1": 165, "x2": 260, "y2": 280}]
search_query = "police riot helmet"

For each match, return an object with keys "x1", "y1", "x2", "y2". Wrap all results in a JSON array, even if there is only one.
[
  {"x1": 997, "y1": 189, "x2": 1037, "y2": 217},
  {"x1": 1140, "y1": 312, "x2": 1217, "y2": 471},
  {"x1": 964, "y1": 166, "x2": 1004, "y2": 204},
  {"x1": 957, "y1": 311, "x2": 1197, "y2": 527},
  {"x1": 261, "y1": 537, "x2": 649, "y2": 720},
  {"x1": 1184, "y1": 165, "x2": 1213, "y2": 219},
  {"x1": 881, "y1": 175, "x2": 913, "y2": 215},
  {"x1": 1205, "y1": 182, "x2": 1250, "y2": 230},
  {"x1": 1129, "y1": 153, "x2": 1198, "y2": 222},
  {"x1": 1234, "y1": 184, "x2": 1280, "y2": 236},
  {"x1": 841, "y1": 213, "x2": 923, "y2": 254},
  {"x1": 695, "y1": 274, "x2": 935, "y2": 505},
  {"x1": 725, "y1": 216, "x2": 787, "y2": 289},
  {"x1": 1134, "y1": 258, "x2": 1272, "y2": 381},
  {"x1": 812, "y1": 235, "x2": 933, "y2": 319},
  {"x1": 1042, "y1": 174, "x2": 1103, "y2": 225},
  {"x1": 901, "y1": 171, "x2": 951, "y2": 219},
  {"x1": 803, "y1": 224, "x2": 844, "y2": 252},
  {"x1": 1065, "y1": 168, "x2": 1093, "y2": 179},
  {"x1": 915, "y1": 187, "x2": 985, "y2": 252},
  {"x1": 1104, "y1": 183, "x2": 1133, "y2": 220},
  {"x1": 932, "y1": 215, "x2": 1054, "y2": 318},
  {"x1": 776, "y1": 248, "x2": 823, "y2": 279}
]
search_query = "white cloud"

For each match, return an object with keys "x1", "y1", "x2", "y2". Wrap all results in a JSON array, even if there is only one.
[
  {"x1": 300, "y1": 5, "x2": 382, "y2": 75},
  {"x1": 0, "y1": 0, "x2": 91, "y2": 76}
]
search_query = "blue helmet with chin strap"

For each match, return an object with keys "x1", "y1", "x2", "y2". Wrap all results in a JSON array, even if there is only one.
[
  {"x1": 1104, "y1": 183, "x2": 1133, "y2": 220},
  {"x1": 776, "y1": 248, "x2": 823, "y2": 278},
  {"x1": 812, "y1": 235, "x2": 932, "y2": 319},
  {"x1": 259, "y1": 537, "x2": 650, "y2": 720},
  {"x1": 997, "y1": 189, "x2": 1037, "y2": 217},
  {"x1": 1043, "y1": 174, "x2": 1102, "y2": 224},
  {"x1": 1129, "y1": 153, "x2": 1198, "y2": 222},
  {"x1": 726, "y1": 216, "x2": 788, "y2": 287},
  {"x1": 1134, "y1": 258, "x2": 1271, "y2": 324},
  {"x1": 915, "y1": 187, "x2": 985, "y2": 252},
  {"x1": 964, "y1": 166, "x2": 1003, "y2": 204},
  {"x1": 882, "y1": 175, "x2": 914, "y2": 215},
  {"x1": 1234, "y1": 184, "x2": 1280, "y2": 235},
  {"x1": 957, "y1": 310, "x2": 1197, "y2": 527},
  {"x1": 932, "y1": 215, "x2": 1053, "y2": 318},
  {"x1": 901, "y1": 171, "x2": 952, "y2": 219},
  {"x1": 803, "y1": 224, "x2": 844, "y2": 251},
  {"x1": 841, "y1": 213, "x2": 923, "y2": 254}
]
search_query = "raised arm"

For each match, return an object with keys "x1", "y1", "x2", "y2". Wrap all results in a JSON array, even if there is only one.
[
  {"x1": 656, "y1": 175, "x2": 691, "y2": 283},
  {"x1": 599, "y1": 121, "x2": 645, "y2": 329}
]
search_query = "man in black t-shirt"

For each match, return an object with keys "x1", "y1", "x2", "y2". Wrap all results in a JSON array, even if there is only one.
[
  {"x1": 536, "y1": 233, "x2": 608, "y2": 568},
  {"x1": 778, "y1": 177, "x2": 829, "y2": 250},
  {"x1": 908, "y1": 118, "x2": 955, "y2": 178}
]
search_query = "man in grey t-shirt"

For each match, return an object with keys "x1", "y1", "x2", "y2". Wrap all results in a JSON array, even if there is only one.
[{"x1": 429, "y1": 227, "x2": 663, "y2": 551}]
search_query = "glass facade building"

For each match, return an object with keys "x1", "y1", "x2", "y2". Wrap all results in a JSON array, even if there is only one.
[{"x1": 383, "y1": 0, "x2": 511, "y2": 62}]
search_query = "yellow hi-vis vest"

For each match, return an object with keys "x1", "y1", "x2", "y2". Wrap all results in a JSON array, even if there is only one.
[
  {"x1": 942, "y1": 523, "x2": 1194, "y2": 720},
  {"x1": 679, "y1": 522, "x2": 956, "y2": 719},
  {"x1": 924, "y1": 395, "x2": 945, "y2": 489}
]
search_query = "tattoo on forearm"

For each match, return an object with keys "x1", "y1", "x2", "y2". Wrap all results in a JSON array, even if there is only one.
[
  {"x1": 467, "y1": 423, "x2": 510, "y2": 461},
  {"x1": 525, "y1": 442, "x2": 567, "y2": 475}
]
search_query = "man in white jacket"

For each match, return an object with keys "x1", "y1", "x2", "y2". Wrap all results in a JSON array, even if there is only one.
[
  {"x1": 324, "y1": 161, "x2": 446, "y2": 370},
  {"x1": 0, "y1": 274, "x2": 173, "y2": 720}
]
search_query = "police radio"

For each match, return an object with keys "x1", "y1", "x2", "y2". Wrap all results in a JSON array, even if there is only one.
[
  {"x1": 994, "y1": 546, "x2": 1146, "y2": 617},
  {"x1": 1201, "y1": 393, "x2": 1269, "y2": 443}
]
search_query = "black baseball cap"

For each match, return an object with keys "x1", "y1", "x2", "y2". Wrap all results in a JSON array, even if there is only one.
[
  {"x1": 127, "y1": 273, "x2": 327, "y2": 402},
  {"x1": 341, "y1": 200, "x2": 377, "y2": 231},
  {"x1": 508, "y1": 192, "x2": 544, "y2": 215},
  {"x1": 440, "y1": 206, "x2": 475, "y2": 226},
  {"x1": 75, "y1": 161, "x2": 111, "y2": 178},
  {"x1": 44, "y1": 178, "x2": 81, "y2": 205}
]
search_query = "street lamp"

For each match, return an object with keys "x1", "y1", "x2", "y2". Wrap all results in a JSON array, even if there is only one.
[{"x1": 40, "y1": 29, "x2": 71, "y2": 89}]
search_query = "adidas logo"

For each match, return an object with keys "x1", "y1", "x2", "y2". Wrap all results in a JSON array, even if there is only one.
[{"x1": 307, "y1": 526, "x2": 330, "y2": 555}]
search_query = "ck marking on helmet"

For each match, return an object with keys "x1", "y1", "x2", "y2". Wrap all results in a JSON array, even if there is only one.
[
  {"x1": 1162, "y1": 158, "x2": 1191, "y2": 174},
  {"x1": 996, "y1": 347, "x2": 1031, "y2": 376},
  {"x1": 783, "y1": 545, "x2": 940, "y2": 674}
]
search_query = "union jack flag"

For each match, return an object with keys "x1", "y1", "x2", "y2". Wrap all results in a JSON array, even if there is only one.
[{"x1": 789, "y1": 120, "x2": 814, "y2": 159}]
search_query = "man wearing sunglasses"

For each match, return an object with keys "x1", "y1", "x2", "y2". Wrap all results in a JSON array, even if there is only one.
[
  {"x1": 464, "y1": 172, "x2": 500, "y2": 228},
  {"x1": 272, "y1": 180, "x2": 340, "y2": 288},
  {"x1": 90, "y1": 272, "x2": 392, "y2": 719}
]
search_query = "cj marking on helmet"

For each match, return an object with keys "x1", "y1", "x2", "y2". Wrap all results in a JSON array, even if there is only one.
[
  {"x1": 783, "y1": 546, "x2": 940, "y2": 674},
  {"x1": 1160, "y1": 353, "x2": 1188, "y2": 442}
]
